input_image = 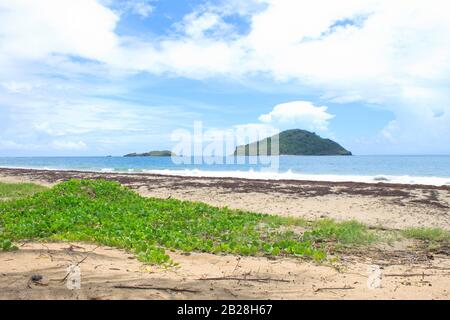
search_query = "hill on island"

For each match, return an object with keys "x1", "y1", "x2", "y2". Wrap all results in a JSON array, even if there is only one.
[
  {"x1": 124, "y1": 150, "x2": 176, "y2": 157},
  {"x1": 234, "y1": 129, "x2": 352, "y2": 156}
]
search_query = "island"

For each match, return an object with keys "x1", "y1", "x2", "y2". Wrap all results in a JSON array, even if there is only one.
[
  {"x1": 124, "y1": 150, "x2": 176, "y2": 157},
  {"x1": 234, "y1": 129, "x2": 352, "y2": 156}
]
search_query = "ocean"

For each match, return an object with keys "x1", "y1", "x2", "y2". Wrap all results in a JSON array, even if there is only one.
[{"x1": 1, "y1": 155, "x2": 450, "y2": 186}]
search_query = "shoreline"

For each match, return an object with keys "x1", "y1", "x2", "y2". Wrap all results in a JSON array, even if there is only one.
[
  {"x1": 1, "y1": 166, "x2": 450, "y2": 190},
  {"x1": 1, "y1": 167, "x2": 450, "y2": 231}
]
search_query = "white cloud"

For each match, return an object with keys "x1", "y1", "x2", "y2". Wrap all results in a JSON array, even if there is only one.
[
  {"x1": 51, "y1": 140, "x2": 87, "y2": 150},
  {"x1": 0, "y1": 139, "x2": 86, "y2": 151},
  {"x1": 1, "y1": 0, "x2": 450, "y2": 153},
  {"x1": 181, "y1": 12, "x2": 225, "y2": 39},
  {"x1": 380, "y1": 120, "x2": 399, "y2": 142},
  {"x1": 259, "y1": 101, "x2": 334, "y2": 132},
  {"x1": 0, "y1": 0, "x2": 119, "y2": 63},
  {"x1": 0, "y1": 140, "x2": 39, "y2": 150},
  {"x1": 121, "y1": 0, "x2": 154, "y2": 18},
  {"x1": 2, "y1": 0, "x2": 450, "y2": 87},
  {"x1": 1, "y1": 81, "x2": 41, "y2": 94}
]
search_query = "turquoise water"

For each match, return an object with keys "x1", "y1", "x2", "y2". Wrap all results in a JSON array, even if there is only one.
[{"x1": 1, "y1": 156, "x2": 450, "y2": 185}]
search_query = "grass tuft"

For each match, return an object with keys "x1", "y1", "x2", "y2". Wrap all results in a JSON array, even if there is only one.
[
  {"x1": 0, "y1": 182, "x2": 47, "y2": 201},
  {"x1": 306, "y1": 219, "x2": 376, "y2": 245},
  {"x1": 402, "y1": 228, "x2": 450, "y2": 243}
]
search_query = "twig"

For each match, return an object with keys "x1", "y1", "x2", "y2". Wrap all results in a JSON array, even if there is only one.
[
  {"x1": 114, "y1": 285, "x2": 198, "y2": 293},
  {"x1": 314, "y1": 286, "x2": 355, "y2": 293},
  {"x1": 40, "y1": 243, "x2": 54, "y2": 262},
  {"x1": 232, "y1": 257, "x2": 241, "y2": 273},
  {"x1": 427, "y1": 266, "x2": 450, "y2": 270},
  {"x1": 67, "y1": 244, "x2": 85, "y2": 251},
  {"x1": 367, "y1": 226, "x2": 399, "y2": 231},
  {"x1": 384, "y1": 272, "x2": 450, "y2": 277},
  {"x1": 197, "y1": 276, "x2": 290, "y2": 283}
]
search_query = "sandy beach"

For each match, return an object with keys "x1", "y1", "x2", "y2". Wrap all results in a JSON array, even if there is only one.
[
  {"x1": 1, "y1": 167, "x2": 449, "y2": 300},
  {"x1": 1, "y1": 167, "x2": 449, "y2": 230},
  {"x1": 1, "y1": 241, "x2": 449, "y2": 300}
]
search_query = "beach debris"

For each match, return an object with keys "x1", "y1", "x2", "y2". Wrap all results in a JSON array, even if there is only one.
[
  {"x1": 367, "y1": 265, "x2": 382, "y2": 289},
  {"x1": 113, "y1": 285, "x2": 198, "y2": 293},
  {"x1": 314, "y1": 286, "x2": 354, "y2": 293},
  {"x1": 197, "y1": 276, "x2": 290, "y2": 283},
  {"x1": 384, "y1": 272, "x2": 450, "y2": 277},
  {"x1": 27, "y1": 274, "x2": 48, "y2": 288},
  {"x1": 31, "y1": 274, "x2": 43, "y2": 282},
  {"x1": 373, "y1": 176, "x2": 390, "y2": 182},
  {"x1": 60, "y1": 245, "x2": 98, "y2": 287},
  {"x1": 232, "y1": 257, "x2": 241, "y2": 273}
]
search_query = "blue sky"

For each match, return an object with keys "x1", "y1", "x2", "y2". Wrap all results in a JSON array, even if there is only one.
[{"x1": 0, "y1": 0, "x2": 449, "y2": 156}]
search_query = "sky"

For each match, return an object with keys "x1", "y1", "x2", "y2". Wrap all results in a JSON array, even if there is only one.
[{"x1": 0, "y1": 0, "x2": 449, "y2": 156}]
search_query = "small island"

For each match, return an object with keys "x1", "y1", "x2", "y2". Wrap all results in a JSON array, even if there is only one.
[
  {"x1": 124, "y1": 150, "x2": 176, "y2": 157},
  {"x1": 234, "y1": 129, "x2": 352, "y2": 156}
]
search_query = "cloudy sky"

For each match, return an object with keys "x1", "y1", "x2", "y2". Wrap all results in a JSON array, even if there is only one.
[{"x1": 0, "y1": 0, "x2": 449, "y2": 156}]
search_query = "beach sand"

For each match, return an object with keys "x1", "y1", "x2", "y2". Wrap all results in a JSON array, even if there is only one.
[
  {"x1": 1, "y1": 242, "x2": 449, "y2": 300},
  {"x1": 1, "y1": 168, "x2": 449, "y2": 300}
]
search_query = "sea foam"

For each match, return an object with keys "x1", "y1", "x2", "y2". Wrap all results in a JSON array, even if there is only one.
[{"x1": 138, "y1": 169, "x2": 450, "y2": 186}]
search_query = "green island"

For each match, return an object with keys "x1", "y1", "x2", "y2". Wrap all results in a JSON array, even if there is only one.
[
  {"x1": 1, "y1": 180, "x2": 448, "y2": 264},
  {"x1": 124, "y1": 150, "x2": 176, "y2": 157},
  {"x1": 234, "y1": 129, "x2": 352, "y2": 156}
]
